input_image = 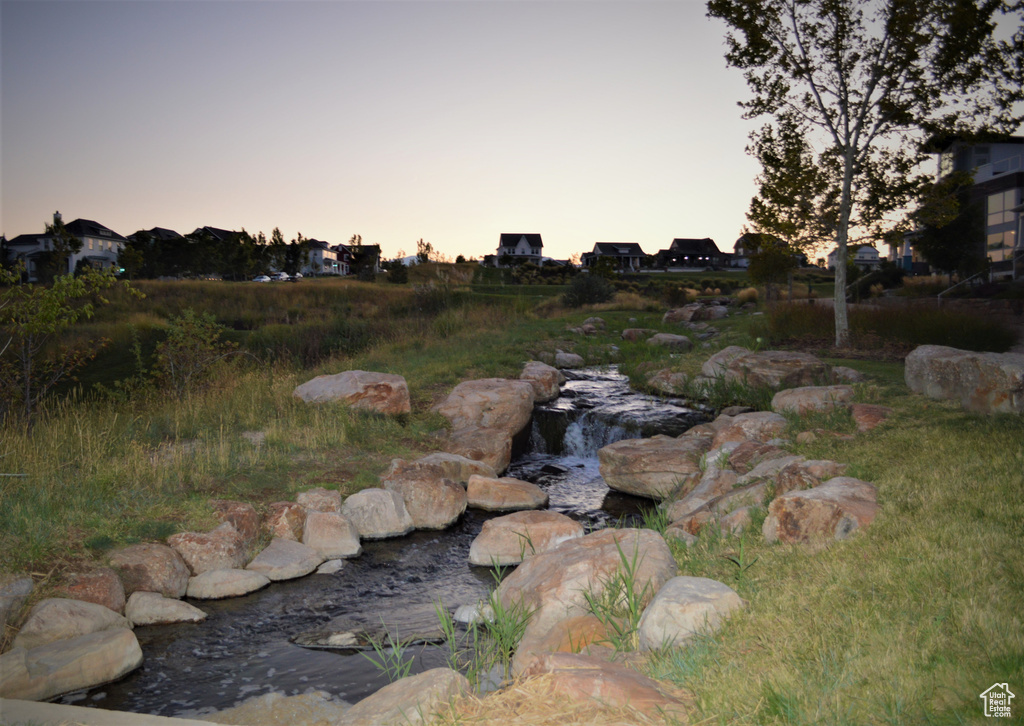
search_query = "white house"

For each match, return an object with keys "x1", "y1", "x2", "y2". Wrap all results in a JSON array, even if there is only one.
[
  {"x1": 827, "y1": 244, "x2": 881, "y2": 271},
  {"x1": 495, "y1": 233, "x2": 543, "y2": 265},
  {"x1": 301, "y1": 239, "x2": 342, "y2": 275},
  {"x1": 5, "y1": 213, "x2": 126, "y2": 281}
]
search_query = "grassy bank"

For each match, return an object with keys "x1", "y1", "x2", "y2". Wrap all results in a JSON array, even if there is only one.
[{"x1": 2, "y1": 283, "x2": 1020, "y2": 724}]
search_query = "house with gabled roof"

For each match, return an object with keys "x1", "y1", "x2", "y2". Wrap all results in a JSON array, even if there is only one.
[
  {"x1": 655, "y1": 238, "x2": 725, "y2": 269},
  {"x1": 495, "y1": 233, "x2": 543, "y2": 265},
  {"x1": 581, "y1": 242, "x2": 647, "y2": 272},
  {"x1": 301, "y1": 239, "x2": 343, "y2": 276},
  {"x1": 5, "y1": 213, "x2": 127, "y2": 281}
]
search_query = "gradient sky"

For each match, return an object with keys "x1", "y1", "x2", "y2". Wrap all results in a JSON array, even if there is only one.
[{"x1": 1, "y1": 0, "x2": 761, "y2": 261}]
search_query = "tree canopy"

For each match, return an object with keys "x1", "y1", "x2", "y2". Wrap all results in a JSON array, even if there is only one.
[{"x1": 707, "y1": 0, "x2": 1023, "y2": 345}]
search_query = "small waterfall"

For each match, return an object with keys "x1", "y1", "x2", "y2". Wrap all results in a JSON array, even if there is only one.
[{"x1": 563, "y1": 413, "x2": 632, "y2": 458}]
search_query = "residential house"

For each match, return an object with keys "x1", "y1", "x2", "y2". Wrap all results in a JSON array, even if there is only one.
[
  {"x1": 655, "y1": 237, "x2": 725, "y2": 269},
  {"x1": 495, "y1": 234, "x2": 543, "y2": 265},
  {"x1": 901, "y1": 135, "x2": 1023, "y2": 278},
  {"x1": 301, "y1": 239, "x2": 342, "y2": 275},
  {"x1": 827, "y1": 244, "x2": 881, "y2": 271},
  {"x1": 582, "y1": 242, "x2": 647, "y2": 272},
  {"x1": 5, "y1": 213, "x2": 127, "y2": 281},
  {"x1": 331, "y1": 244, "x2": 353, "y2": 275}
]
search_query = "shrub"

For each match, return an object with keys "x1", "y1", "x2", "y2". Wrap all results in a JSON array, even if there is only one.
[
  {"x1": 737, "y1": 287, "x2": 759, "y2": 304},
  {"x1": 563, "y1": 274, "x2": 614, "y2": 308},
  {"x1": 153, "y1": 309, "x2": 240, "y2": 396}
]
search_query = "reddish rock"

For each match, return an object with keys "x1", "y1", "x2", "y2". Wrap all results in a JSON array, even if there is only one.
[
  {"x1": 775, "y1": 459, "x2": 847, "y2": 496},
  {"x1": 296, "y1": 487, "x2": 342, "y2": 513},
  {"x1": 771, "y1": 385, "x2": 854, "y2": 415},
  {"x1": 384, "y1": 476, "x2": 467, "y2": 530},
  {"x1": 721, "y1": 350, "x2": 832, "y2": 389},
  {"x1": 530, "y1": 614, "x2": 617, "y2": 655},
  {"x1": 58, "y1": 569, "x2": 126, "y2": 614},
  {"x1": 621, "y1": 328, "x2": 656, "y2": 342},
  {"x1": 209, "y1": 499, "x2": 260, "y2": 545},
  {"x1": 763, "y1": 477, "x2": 879, "y2": 544},
  {"x1": 265, "y1": 502, "x2": 306, "y2": 541},
  {"x1": 597, "y1": 435, "x2": 710, "y2": 500},
  {"x1": 850, "y1": 403, "x2": 893, "y2": 432},
  {"x1": 468, "y1": 510, "x2": 583, "y2": 566},
  {"x1": 433, "y1": 378, "x2": 536, "y2": 438},
  {"x1": 444, "y1": 426, "x2": 513, "y2": 474},
  {"x1": 292, "y1": 370, "x2": 411, "y2": 415},
  {"x1": 108, "y1": 543, "x2": 190, "y2": 598},
  {"x1": 466, "y1": 475, "x2": 548, "y2": 511},
  {"x1": 520, "y1": 361, "x2": 563, "y2": 403},
  {"x1": 519, "y1": 653, "x2": 689, "y2": 720},
  {"x1": 726, "y1": 440, "x2": 790, "y2": 474},
  {"x1": 167, "y1": 522, "x2": 247, "y2": 575},
  {"x1": 710, "y1": 411, "x2": 788, "y2": 448}
]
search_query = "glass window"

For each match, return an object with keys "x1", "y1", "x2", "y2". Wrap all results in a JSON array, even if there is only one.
[
  {"x1": 989, "y1": 193, "x2": 1005, "y2": 215},
  {"x1": 988, "y1": 232, "x2": 1007, "y2": 262}
]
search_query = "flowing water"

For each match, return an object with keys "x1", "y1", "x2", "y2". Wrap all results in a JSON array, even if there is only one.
[{"x1": 67, "y1": 366, "x2": 708, "y2": 719}]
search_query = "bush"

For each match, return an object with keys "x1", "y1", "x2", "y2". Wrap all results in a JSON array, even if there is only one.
[
  {"x1": 563, "y1": 274, "x2": 614, "y2": 308},
  {"x1": 737, "y1": 287, "x2": 759, "y2": 304},
  {"x1": 153, "y1": 309, "x2": 239, "y2": 396}
]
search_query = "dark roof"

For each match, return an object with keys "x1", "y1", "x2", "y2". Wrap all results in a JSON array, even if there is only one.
[
  {"x1": 192, "y1": 226, "x2": 238, "y2": 240},
  {"x1": 64, "y1": 219, "x2": 128, "y2": 241},
  {"x1": 922, "y1": 133, "x2": 1024, "y2": 153},
  {"x1": 669, "y1": 238, "x2": 721, "y2": 255},
  {"x1": 498, "y1": 233, "x2": 543, "y2": 249},
  {"x1": 148, "y1": 227, "x2": 182, "y2": 240},
  {"x1": 307, "y1": 239, "x2": 331, "y2": 250},
  {"x1": 7, "y1": 233, "x2": 48, "y2": 246},
  {"x1": 591, "y1": 242, "x2": 646, "y2": 256}
]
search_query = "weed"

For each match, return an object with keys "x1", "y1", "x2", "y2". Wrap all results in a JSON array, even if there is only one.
[
  {"x1": 638, "y1": 505, "x2": 671, "y2": 535},
  {"x1": 361, "y1": 617, "x2": 416, "y2": 683},
  {"x1": 582, "y1": 538, "x2": 652, "y2": 652}
]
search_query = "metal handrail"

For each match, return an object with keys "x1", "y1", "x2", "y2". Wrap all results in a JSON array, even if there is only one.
[{"x1": 937, "y1": 271, "x2": 987, "y2": 306}]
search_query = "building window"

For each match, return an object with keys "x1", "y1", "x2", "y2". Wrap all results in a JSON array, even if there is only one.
[
  {"x1": 988, "y1": 231, "x2": 1013, "y2": 262},
  {"x1": 988, "y1": 190, "x2": 1018, "y2": 228}
]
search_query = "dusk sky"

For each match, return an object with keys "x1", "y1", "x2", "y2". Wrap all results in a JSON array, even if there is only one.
[{"x1": 1, "y1": 0, "x2": 761, "y2": 262}]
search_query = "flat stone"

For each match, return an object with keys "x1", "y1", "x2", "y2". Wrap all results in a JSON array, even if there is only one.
[
  {"x1": 293, "y1": 370, "x2": 411, "y2": 415},
  {"x1": 851, "y1": 403, "x2": 893, "y2": 432},
  {"x1": 56, "y1": 569, "x2": 125, "y2": 614},
  {"x1": 108, "y1": 543, "x2": 190, "y2": 599},
  {"x1": 905, "y1": 345, "x2": 1024, "y2": 414},
  {"x1": 719, "y1": 349, "x2": 833, "y2": 389},
  {"x1": 12, "y1": 598, "x2": 132, "y2": 651},
  {"x1": 341, "y1": 489, "x2": 414, "y2": 540},
  {"x1": 554, "y1": 350, "x2": 585, "y2": 369},
  {"x1": 316, "y1": 559, "x2": 347, "y2": 575},
  {"x1": 302, "y1": 511, "x2": 363, "y2": 557},
  {"x1": 710, "y1": 411, "x2": 788, "y2": 448},
  {"x1": 296, "y1": 486, "x2": 343, "y2": 513},
  {"x1": 771, "y1": 385, "x2": 855, "y2": 415},
  {"x1": 598, "y1": 435, "x2": 710, "y2": 500},
  {"x1": 125, "y1": 591, "x2": 207, "y2": 625},
  {"x1": 246, "y1": 538, "x2": 326, "y2": 581},
  {"x1": 382, "y1": 453, "x2": 496, "y2": 488},
  {"x1": 468, "y1": 511, "x2": 584, "y2": 566},
  {"x1": 0, "y1": 628, "x2": 143, "y2": 702},
  {"x1": 763, "y1": 476, "x2": 879, "y2": 544},
  {"x1": 205, "y1": 691, "x2": 348, "y2": 726},
  {"x1": 186, "y1": 569, "x2": 271, "y2": 599},
  {"x1": 518, "y1": 653, "x2": 688, "y2": 720},
  {"x1": 647, "y1": 333, "x2": 693, "y2": 352},
  {"x1": 466, "y1": 475, "x2": 549, "y2": 511},
  {"x1": 167, "y1": 522, "x2": 247, "y2": 576},
  {"x1": 638, "y1": 576, "x2": 744, "y2": 650},
  {"x1": 338, "y1": 668, "x2": 469, "y2": 726}
]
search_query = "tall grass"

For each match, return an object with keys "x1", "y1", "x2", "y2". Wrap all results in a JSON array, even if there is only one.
[{"x1": 752, "y1": 302, "x2": 1017, "y2": 352}]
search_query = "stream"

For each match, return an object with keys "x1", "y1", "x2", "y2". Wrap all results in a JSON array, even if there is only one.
[{"x1": 65, "y1": 366, "x2": 709, "y2": 719}]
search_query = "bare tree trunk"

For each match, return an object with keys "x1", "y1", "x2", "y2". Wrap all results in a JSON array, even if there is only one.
[{"x1": 833, "y1": 150, "x2": 855, "y2": 348}]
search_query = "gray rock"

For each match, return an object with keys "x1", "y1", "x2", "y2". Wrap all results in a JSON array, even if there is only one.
[
  {"x1": 771, "y1": 385, "x2": 855, "y2": 415},
  {"x1": 125, "y1": 591, "x2": 207, "y2": 625},
  {"x1": 637, "y1": 576, "x2": 743, "y2": 650},
  {"x1": 432, "y1": 378, "x2": 536, "y2": 438},
  {"x1": 905, "y1": 345, "x2": 1024, "y2": 414},
  {"x1": 316, "y1": 559, "x2": 347, "y2": 575},
  {"x1": 383, "y1": 477, "x2": 467, "y2": 530},
  {"x1": 12, "y1": 598, "x2": 132, "y2": 651},
  {"x1": 245, "y1": 538, "x2": 326, "y2": 581},
  {"x1": 187, "y1": 569, "x2": 270, "y2": 599},
  {"x1": 554, "y1": 350, "x2": 585, "y2": 369},
  {"x1": 598, "y1": 435, "x2": 710, "y2": 500},
  {"x1": 108, "y1": 543, "x2": 191, "y2": 599},
  {"x1": 647, "y1": 333, "x2": 693, "y2": 352},
  {"x1": 341, "y1": 489, "x2": 414, "y2": 540},
  {"x1": 338, "y1": 668, "x2": 469, "y2": 726}
]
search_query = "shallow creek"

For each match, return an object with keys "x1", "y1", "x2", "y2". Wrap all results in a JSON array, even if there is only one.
[{"x1": 67, "y1": 366, "x2": 708, "y2": 718}]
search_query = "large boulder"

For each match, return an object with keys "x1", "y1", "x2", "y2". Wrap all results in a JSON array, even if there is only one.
[
  {"x1": 468, "y1": 511, "x2": 584, "y2": 566},
  {"x1": 382, "y1": 453, "x2": 496, "y2": 489},
  {"x1": 293, "y1": 370, "x2": 411, "y2": 415},
  {"x1": 700, "y1": 345, "x2": 751, "y2": 378},
  {"x1": 721, "y1": 350, "x2": 832, "y2": 389},
  {"x1": 433, "y1": 378, "x2": 536, "y2": 438},
  {"x1": 444, "y1": 426, "x2": 513, "y2": 474},
  {"x1": 107, "y1": 543, "x2": 190, "y2": 598},
  {"x1": 0, "y1": 628, "x2": 143, "y2": 702},
  {"x1": 56, "y1": 569, "x2": 125, "y2": 614},
  {"x1": 264, "y1": 501, "x2": 306, "y2": 541},
  {"x1": 554, "y1": 350, "x2": 585, "y2": 369},
  {"x1": 208, "y1": 499, "x2": 260, "y2": 546},
  {"x1": 341, "y1": 489, "x2": 414, "y2": 539},
  {"x1": 598, "y1": 436, "x2": 710, "y2": 500},
  {"x1": 518, "y1": 653, "x2": 688, "y2": 720},
  {"x1": 302, "y1": 511, "x2": 363, "y2": 557},
  {"x1": 771, "y1": 385, "x2": 855, "y2": 415},
  {"x1": 904, "y1": 345, "x2": 1024, "y2": 414},
  {"x1": 763, "y1": 477, "x2": 879, "y2": 544},
  {"x1": 187, "y1": 569, "x2": 270, "y2": 600},
  {"x1": 646, "y1": 333, "x2": 693, "y2": 352},
  {"x1": 245, "y1": 538, "x2": 325, "y2": 581},
  {"x1": 125, "y1": 591, "x2": 207, "y2": 625},
  {"x1": 12, "y1": 598, "x2": 131, "y2": 651},
  {"x1": 296, "y1": 486, "x2": 343, "y2": 513},
  {"x1": 637, "y1": 576, "x2": 743, "y2": 650},
  {"x1": 338, "y1": 668, "x2": 469, "y2": 726},
  {"x1": 466, "y1": 475, "x2": 549, "y2": 511},
  {"x1": 383, "y1": 476, "x2": 467, "y2": 530},
  {"x1": 520, "y1": 361, "x2": 563, "y2": 403},
  {"x1": 167, "y1": 522, "x2": 247, "y2": 575},
  {"x1": 710, "y1": 411, "x2": 788, "y2": 448},
  {"x1": 645, "y1": 369, "x2": 689, "y2": 395},
  {"x1": 206, "y1": 691, "x2": 347, "y2": 726},
  {"x1": 495, "y1": 528, "x2": 676, "y2": 672},
  {"x1": 663, "y1": 304, "x2": 703, "y2": 324}
]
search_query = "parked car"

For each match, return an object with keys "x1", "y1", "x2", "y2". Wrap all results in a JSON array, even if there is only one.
[
  {"x1": 271, "y1": 272, "x2": 290, "y2": 281},
  {"x1": 291, "y1": 272, "x2": 303, "y2": 279},
  {"x1": 252, "y1": 275, "x2": 271, "y2": 283}
]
